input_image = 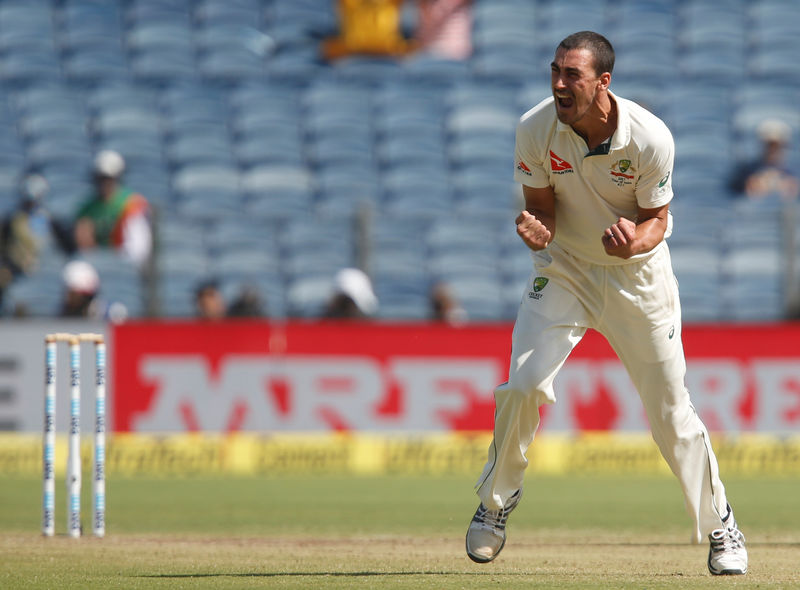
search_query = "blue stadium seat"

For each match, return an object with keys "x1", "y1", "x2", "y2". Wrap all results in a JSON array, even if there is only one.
[
  {"x1": 229, "y1": 81, "x2": 304, "y2": 116},
  {"x1": 198, "y1": 45, "x2": 267, "y2": 82},
  {"x1": 428, "y1": 250, "x2": 502, "y2": 283},
  {"x1": 381, "y1": 165, "x2": 452, "y2": 213},
  {"x1": 193, "y1": 0, "x2": 263, "y2": 28},
  {"x1": 446, "y1": 104, "x2": 518, "y2": 137},
  {"x1": 79, "y1": 250, "x2": 146, "y2": 316},
  {"x1": 63, "y1": 46, "x2": 130, "y2": 84},
  {"x1": 535, "y1": 2, "x2": 609, "y2": 54},
  {"x1": 721, "y1": 245, "x2": 785, "y2": 321},
  {"x1": 284, "y1": 274, "x2": 335, "y2": 318},
  {"x1": 267, "y1": 0, "x2": 337, "y2": 39},
  {"x1": 278, "y1": 223, "x2": 355, "y2": 279},
  {"x1": 241, "y1": 164, "x2": 315, "y2": 218},
  {"x1": 0, "y1": 3, "x2": 57, "y2": 53},
  {"x1": 278, "y1": 214, "x2": 355, "y2": 251},
  {"x1": 172, "y1": 163, "x2": 241, "y2": 193},
  {"x1": 159, "y1": 271, "x2": 206, "y2": 317},
  {"x1": 130, "y1": 43, "x2": 196, "y2": 82},
  {"x1": 166, "y1": 135, "x2": 236, "y2": 169},
  {"x1": 91, "y1": 106, "x2": 164, "y2": 138},
  {"x1": 157, "y1": 216, "x2": 207, "y2": 252},
  {"x1": 0, "y1": 47, "x2": 62, "y2": 86},
  {"x1": 316, "y1": 177, "x2": 379, "y2": 216},
  {"x1": 125, "y1": 0, "x2": 193, "y2": 28},
  {"x1": 88, "y1": 83, "x2": 159, "y2": 117},
  {"x1": 373, "y1": 270, "x2": 431, "y2": 320},
  {"x1": 205, "y1": 216, "x2": 279, "y2": 254},
  {"x1": 448, "y1": 133, "x2": 513, "y2": 171},
  {"x1": 401, "y1": 55, "x2": 471, "y2": 82},
  {"x1": 159, "y1": 247, "x2": 210, "y2": 277},
  {"x1": 748, "y1": 47, "x2": 800, "y2": 80},
  {"x1": 207, "y1": 247, "x2": 282, "y2": 278},
  {"x1": 444, "y1": 275, "x2": 505, "y2": 320},
  {"x1": 378, "y1": 133, "x2": 448, "y2": 170},
  {"x1": 3, "y1": 271, "x2": 64, "y2": 317},
  {"x1": 172, "y1": 188, "x2": 245, "y2": 222},
  {"x1": 330, "y1": 57, "x2": 404, "y2": 84},
  {"x1": 235, "y1": 133, "x2": 306, "y2": 168}
]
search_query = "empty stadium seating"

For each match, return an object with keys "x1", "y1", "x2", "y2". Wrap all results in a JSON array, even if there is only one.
[{"x1": 0, "y1": 0, "x2": 797, "y2": 322}]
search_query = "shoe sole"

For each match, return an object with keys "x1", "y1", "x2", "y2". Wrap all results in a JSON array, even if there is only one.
[
  {"x1": 708, "y1": 555, "x2": 747, "y2": 576},
  {"x1": 709, "y1": 567, "x2": 747, "y2": 576},
  {"x1": 465, "y1": 535, "x2": 506, "y2": 564}
]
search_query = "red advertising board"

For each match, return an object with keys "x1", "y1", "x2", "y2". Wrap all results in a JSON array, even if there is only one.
[{"x1": 112, "y1": 321, "x2": 800, "y2": 434}]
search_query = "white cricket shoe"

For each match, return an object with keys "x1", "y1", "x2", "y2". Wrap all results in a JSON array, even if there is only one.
[
  {"x1": 708, "y1": 505, "x2": 747, "y2": 575},
  {"x1": 465, "y1": 489, "x2": 522, "y2": 563}
]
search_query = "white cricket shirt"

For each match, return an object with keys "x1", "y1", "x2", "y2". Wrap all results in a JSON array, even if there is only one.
[{"x1": 514, "y1": 90, "x2": 674, "y2": 265}]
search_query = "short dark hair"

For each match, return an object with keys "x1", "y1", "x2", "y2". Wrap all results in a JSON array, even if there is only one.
[{"x1": 557, "y1": 31, "x2": 615, "y2": 76}]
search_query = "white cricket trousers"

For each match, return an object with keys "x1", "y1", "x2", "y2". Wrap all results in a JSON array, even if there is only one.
[{"x1": 476, "y1": 241, "x2": 729, "y2": 543}]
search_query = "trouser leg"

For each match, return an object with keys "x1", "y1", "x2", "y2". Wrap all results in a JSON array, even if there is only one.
[
  {"x1": 601, "y1": 246, "x2": 729, "y2": 542},
  {"x1": 476, "y1": 302, "x2": 586, "y2": 511},
  {"x1": 613, "y1": 335, "x2": 728, "y2": 542}
]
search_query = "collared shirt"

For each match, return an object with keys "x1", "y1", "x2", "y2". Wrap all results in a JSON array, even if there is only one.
[{"x1": 514, "y1": 90, "x2": 674, "y2": 265}]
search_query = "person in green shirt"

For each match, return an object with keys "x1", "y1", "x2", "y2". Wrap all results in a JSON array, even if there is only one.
[{"x1": 73, "y1": 150, "x2": 152, "y2": 268}]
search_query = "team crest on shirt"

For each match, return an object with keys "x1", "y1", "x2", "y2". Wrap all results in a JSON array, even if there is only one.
[
  {"x1": 609, "y1": 159, "x2": 635, "y2": 187},
  {"x1": 528, "y1": 277, "x2": 549, "y2": 300}
]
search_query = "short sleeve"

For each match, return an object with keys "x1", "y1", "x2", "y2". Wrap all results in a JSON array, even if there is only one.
[
  {"x1": 514, "y1": 114, "x2": 551, "y2": 188},
  {"x1": 635, "y1": 123, "x2": 674, "y2": 209}
]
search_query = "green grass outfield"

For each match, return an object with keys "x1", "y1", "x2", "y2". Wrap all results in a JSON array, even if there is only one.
[{"x1": 1, "y1": 474, "x2": 798, "y2": 589}]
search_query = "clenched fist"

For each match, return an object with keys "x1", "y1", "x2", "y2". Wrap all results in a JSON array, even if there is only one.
[
  {"x1": 516, "y1": 210, "x2": 551, "y2": 251},
  {"x1": 601, "y1": 217, "x2": 637, "y2": 259}
]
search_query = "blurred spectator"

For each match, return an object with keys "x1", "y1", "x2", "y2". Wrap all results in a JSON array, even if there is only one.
[
  {"x1": 0, "y1": 174, "x2": 65, "y2": 305},
  {"x1": 413, "y1": 0, "x2": 472, "y2": 60},
  {"x1": 430, "y1": 281, "x2": 468, "y2": 325},
  {"x1": 227, "y1": 283, "x2": 266, "y2": 318},
  {"x1": 323, "y1": 0, "x2": 412, "y2": 60},
  {"x1": 728, "y1": 119, "x2": 799, "y2": 201},
  {"x1": 323, "y1": 267, "x2": 378, "y2": 319},
  {"x1": 73, "y1": 150, "x2": 153, "y2": 268},
  {"x1": 59, "y1": 259, "x2": 127, "y2": 321},
  {"x1": 60, "y1": 259, "x2": 100, "y2": 317},
  {"x1": 194, "y1": 278, "x2": 227, "y2": 320}
]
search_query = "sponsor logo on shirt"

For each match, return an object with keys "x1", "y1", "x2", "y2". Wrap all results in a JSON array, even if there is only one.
[
  {"x1": 549, "y1": 151, "x2": 573, "y2": 174},
  {"x1": 516, "y1": 160, "x2": 532, "y2": 176}
]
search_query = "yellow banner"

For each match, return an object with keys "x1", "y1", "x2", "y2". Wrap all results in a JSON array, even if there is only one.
[{"x1": 3, "y1": 433, "x2": 800, "y2": 477}]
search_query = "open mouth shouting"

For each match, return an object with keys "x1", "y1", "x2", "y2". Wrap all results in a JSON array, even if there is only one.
[{"x1": 555, "y1": 93, "x2": 574, "y2": 114}]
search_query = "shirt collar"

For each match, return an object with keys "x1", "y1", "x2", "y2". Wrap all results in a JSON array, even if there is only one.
[{"x1": 608, "y1": 90, "x2": 629, "y2": 152}]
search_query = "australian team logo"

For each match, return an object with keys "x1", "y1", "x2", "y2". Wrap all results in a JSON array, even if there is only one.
[
  {"x1": 610, "y1": 159, "x2": 635, "y2": 187},
  {"x1": 528, "y1": 277, "x2": 549, "y2": 300}
]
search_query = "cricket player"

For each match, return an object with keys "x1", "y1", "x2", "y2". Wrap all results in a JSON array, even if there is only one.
[{"x1": 465, "y1": 31, "x2": 748, "y2": 576}]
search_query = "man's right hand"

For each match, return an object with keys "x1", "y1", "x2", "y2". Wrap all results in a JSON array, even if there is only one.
[{"x1": 515, "y1": 210, "x2": 551, "y2": 251}]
